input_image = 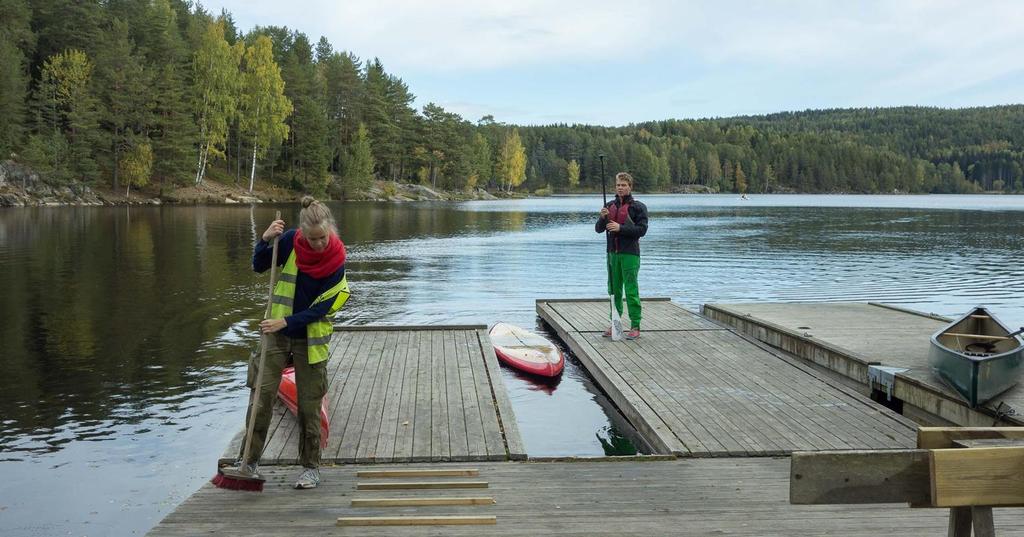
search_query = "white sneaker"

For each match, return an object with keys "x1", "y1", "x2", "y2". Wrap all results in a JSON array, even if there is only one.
[{"x1": 294, "y1": 467, "x2": 321, "y2": 489}]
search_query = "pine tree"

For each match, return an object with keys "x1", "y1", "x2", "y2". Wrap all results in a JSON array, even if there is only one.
[
  {"x1": 0, "y1": 0, "x2": 33, "y2": 157},
  {"x1": 340, "y1": 122, "x2": 374, "y2": 197},
  {"x1": 145, "y1": 0, "x2": 195, "y2": 187},
  {"x1": 466, "y1": 132, "x2": 491, "y2": 191},
  {"x1": 0, "y1": 38, "x2": 28, "y2": 157},
  {"x1": 94, "y1": 18, "x2": 149, "y2": 191}
]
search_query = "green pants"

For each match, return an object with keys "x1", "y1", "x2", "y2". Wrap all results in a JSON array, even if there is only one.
[
  {"x1": 607, "y1": 252, "x2": 641, "y2": 329},
  {"x1": 242, "y1": 332, "x2": 328, "y2": 468}
]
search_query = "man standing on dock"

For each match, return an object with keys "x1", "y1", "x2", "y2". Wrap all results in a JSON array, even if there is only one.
[{"x1": 596, "y1": 172, "x2": 648, "y2": 339}]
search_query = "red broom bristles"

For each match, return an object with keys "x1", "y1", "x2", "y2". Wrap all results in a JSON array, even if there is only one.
[{"x1": 211, "y1": 467, "x2": 265, "y2": 492}]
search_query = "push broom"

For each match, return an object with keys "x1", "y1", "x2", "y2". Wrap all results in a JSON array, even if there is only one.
[{"x1": 212, "y1": 210, "x2": 281, "y2": 492}]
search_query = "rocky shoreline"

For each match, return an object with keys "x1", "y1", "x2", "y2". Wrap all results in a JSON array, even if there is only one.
[{"x1": 0, "y1": 161, "x2": 505, "y2": 207}]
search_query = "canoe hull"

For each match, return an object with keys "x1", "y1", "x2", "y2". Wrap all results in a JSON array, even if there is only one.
[
  {"x1": 929, "y1": 307, "x2": 1024, "y2": 408},
  {"x1": 278, "y1": 366, "x2": 330, "y2": 448}
]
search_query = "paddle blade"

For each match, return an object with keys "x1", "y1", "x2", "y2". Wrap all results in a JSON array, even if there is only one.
[{"x1": 610, "y1": 295, "x2": 624, "y2": 341}]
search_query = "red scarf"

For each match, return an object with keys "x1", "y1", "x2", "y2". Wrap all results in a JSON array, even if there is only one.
[{"x1": 293, "y1": 229, "x2": 345, "y2": 279}]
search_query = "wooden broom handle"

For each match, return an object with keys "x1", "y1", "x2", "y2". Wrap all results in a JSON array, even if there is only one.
[{"x1": 240, "y1": 210, "x2": 281, "y2": 467}]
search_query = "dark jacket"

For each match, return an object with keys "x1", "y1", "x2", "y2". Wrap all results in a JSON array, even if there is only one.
[
  {"x1": 595, "y1": 194, "x2": 648, "y2": 255},
  {"x1": 253, "y1": 229, "x2": 345, "y2": 339}
]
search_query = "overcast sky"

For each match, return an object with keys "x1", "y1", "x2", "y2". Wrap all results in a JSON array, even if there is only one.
[{"x1": 203, "y1": 0, "x2": 1024, "y2": 126}]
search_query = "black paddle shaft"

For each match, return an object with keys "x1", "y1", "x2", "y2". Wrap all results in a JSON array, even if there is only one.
[{"x1": 599, "y1": 154, "x2": 607, "y2": 207}]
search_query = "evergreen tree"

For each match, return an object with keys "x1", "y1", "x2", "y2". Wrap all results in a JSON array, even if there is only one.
[
  {"x1": 144, "y1": 0, "x2": 194, "y2": 187},
  {"x1": 466, "y1": 132, "x2": 491, "y2": 191},
  {"x1": 339, "y1": 122, "x2": 374, "y2": 197},
  {"x1": 93, "y1": 18, "x2": 149, "y2": 191},
  {"x1": 0, "y1": 0, "x2": 33, "y2": 157}
]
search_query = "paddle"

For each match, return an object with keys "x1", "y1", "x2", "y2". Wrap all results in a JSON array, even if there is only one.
[{"x1": 600, "y1": 154, "x2": 624, "y2": 341}]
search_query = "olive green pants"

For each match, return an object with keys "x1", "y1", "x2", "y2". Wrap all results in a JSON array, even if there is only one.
[
  {"x1": 607, "y1": 252, "x2": 641, "y2": 329},
  {"x1": 242, "y1": 332, "x2": 328, "y2": 468}
]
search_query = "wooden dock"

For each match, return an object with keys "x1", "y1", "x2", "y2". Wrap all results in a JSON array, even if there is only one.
[
  {"x1": 222, "y1": 326, "x2": 526, "y2": 464},
  {"x1": 148, "y1": 460, "x2": 1024, "y2": 536},
  {"x1": 153, "y1": 304, "x2": 1006, "y2": 536},
  {"x1": 536, "y1": 299, "x2": 917, "y2": 457},
  {"x1": 703, "y1": 302, "x2": 1024, "y2": 427}
]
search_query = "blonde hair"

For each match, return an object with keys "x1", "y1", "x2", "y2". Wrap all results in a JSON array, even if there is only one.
[
  {"x1": 615, "y1": 172, "x2": 634, "y2": 186},
  {"x1": 299, "y1": 196, "x2": 337, "y2": 235}
]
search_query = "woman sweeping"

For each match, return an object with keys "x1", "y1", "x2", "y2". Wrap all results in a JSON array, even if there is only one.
[{"x1": 240, "y1": 196, "x2": 350, "y2": 489}]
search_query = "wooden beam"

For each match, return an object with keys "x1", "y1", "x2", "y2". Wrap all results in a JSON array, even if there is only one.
[
  {"x1": 337, "y1": 516, "x2": 497, "y2": 526},
  {"x1": 351, "y1": 497, "x2": 495, "y2": 507},
  {"x1": 355, "y1": 469, "x2": 479, "y2": 478},
  {"x1": 931, "y1": 446, "x2": 1024, "y2": 507},
  {"x1": 918, "y1": 427, "x2": 1024, "y2": 449},
  {"x1": 790, "y1": 450, "x2": 931, "y2": 505},
  {"x1": 357, "y1": 481, "x2": 488, "y2": 490}
]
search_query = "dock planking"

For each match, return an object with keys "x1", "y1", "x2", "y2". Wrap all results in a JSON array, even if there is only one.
[
  {"x1": 220, "y1": 325, "x2": 526, "y2": 466},
  {"x1": 537, "y1": 299, "x2": 917, "y2": 457},
  {"x1": 703, "y1": 302, "x2": 1024, "y2": 426},
  {"x1": 148, "y1": 460, "x2": 1024, "y2": 536}
]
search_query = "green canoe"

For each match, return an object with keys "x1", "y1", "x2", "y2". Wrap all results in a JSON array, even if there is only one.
[{"x1": 929, "y1": 306, "x2": 1024, "y2": 408}]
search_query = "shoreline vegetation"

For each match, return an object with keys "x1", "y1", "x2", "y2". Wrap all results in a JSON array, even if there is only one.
[
  {"x1": 1, "y1": 158, "x2": 1016, "y2": 208},
  {"x1": 1, "y1": 3, "x2": 1022, "y2": 208}
]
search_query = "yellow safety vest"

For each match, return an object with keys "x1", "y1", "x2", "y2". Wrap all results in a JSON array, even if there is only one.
[{"x1": 269, "y1": 250, "x2": 350, "y2": 364}]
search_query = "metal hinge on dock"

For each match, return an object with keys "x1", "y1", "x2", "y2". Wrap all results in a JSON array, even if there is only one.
[{"x1": 868, "y1": 365, "x2": 909, "y2": 401}]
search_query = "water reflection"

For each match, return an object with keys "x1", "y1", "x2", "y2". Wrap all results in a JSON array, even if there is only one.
[{"x1": 0, "y1": 195, "x2": 1023, "y2": 536}]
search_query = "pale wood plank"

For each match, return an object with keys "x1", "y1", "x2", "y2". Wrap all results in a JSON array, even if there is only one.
[
  {"x1": 430, "y1": 329, "x2": 451, "y2": 461},
  {"x1": 357, "y1": 481, "x2": 489, "y2": 490},
  {"x1": 931, "y1": 446, "x2": 1024, "y2": 507},
  {"x1": 350, "y1": 497, "x2": 495, "y2": 507},
  {"x1": 356, "y1": 469, "x2": 479, "y2": 478},
  {"x1": 919, "y1": 427, "x2": 1024, "y2": 449},
  {"x1": 411, "y1": 329, "x2": 433, "y2": 462},
  {"x1": 445, "y1": 330, "x2": 471, "y2": 460},
  {"x1": 392, "y1": 330, "x2": 420, "y2": 462},
  {"x1": 336, "y1": 516, "x2": 496, "y2": 526},
  {"x1": 470, "y1": 329, "x2": 506, "y2": 460}
]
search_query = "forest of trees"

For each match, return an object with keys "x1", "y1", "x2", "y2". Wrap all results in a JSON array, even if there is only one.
[{"x1": 1, "y1": 0, "x2": 1022, "y2": 197}]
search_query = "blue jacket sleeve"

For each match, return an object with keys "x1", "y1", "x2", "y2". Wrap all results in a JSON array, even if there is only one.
[
  {"x1": 284, "y1": 265, "x2": 346, "y2": 330},
  {"x1": 253, "y1": 229, "x2": 296, "y2": 273}
]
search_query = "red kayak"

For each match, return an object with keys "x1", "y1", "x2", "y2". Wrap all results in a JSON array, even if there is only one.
[
  {"x1": 277, "y1": 366, "x2": 330, "y2": 448},
  {"x1": 489, "y1": 322, "x2": 565, "y2": 377}
]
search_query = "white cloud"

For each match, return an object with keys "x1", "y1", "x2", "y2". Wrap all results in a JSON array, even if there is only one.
[{"x1": 206, "y1": 0, "x2": 1024, "y2": 122}]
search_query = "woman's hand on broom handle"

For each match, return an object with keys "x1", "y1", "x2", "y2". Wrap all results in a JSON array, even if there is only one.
[
  {"x1": 260, "y1": 318, "x2": 287, "y2": 333},
  {"x1": 262, "y1": 219, "x2": 285, "y2": 242}
]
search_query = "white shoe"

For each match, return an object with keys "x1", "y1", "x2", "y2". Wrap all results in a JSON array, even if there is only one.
[{"x1": 294, "y1": 467, "x2": 321, "y2": 489}]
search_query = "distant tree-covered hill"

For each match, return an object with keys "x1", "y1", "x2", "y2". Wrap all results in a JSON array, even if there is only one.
[{"x1": 1, "y1": 0, "x2": 1020, "y2": 197}]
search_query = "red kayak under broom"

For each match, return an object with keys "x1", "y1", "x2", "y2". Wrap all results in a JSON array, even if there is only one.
[
  {"x1": 277, "y1": 367, "x2": 330, "y2": 448},
  {"x1": 489, "y1": 322, "x2": 565, "y2": 377}
]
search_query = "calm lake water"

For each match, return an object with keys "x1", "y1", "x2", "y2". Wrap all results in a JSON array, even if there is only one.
[{"x1": 1, "y1": 194, "x2": 1023, "y2": 536}]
